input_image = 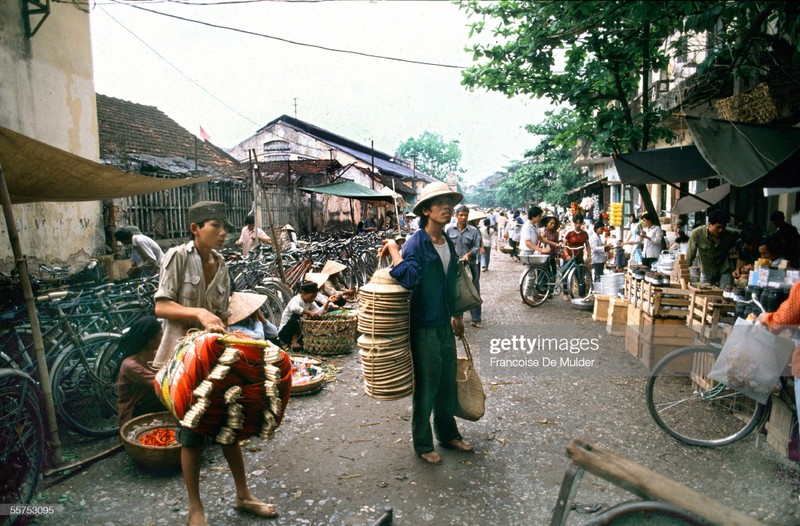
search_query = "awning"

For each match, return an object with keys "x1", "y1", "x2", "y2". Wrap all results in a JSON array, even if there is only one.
[
  {"x1": 1, "y1": 126, "x2": 212, "y2": 204},
  {"x1": 685, "y1": 116, "x2": 800, "y2": 188},
  {"x1": 670, "y1": 183, "x2": 731, "y2": 216},
  {"x1": 614, "y1": 145, "x2": 718, "y2": 186},
  {"x1": 299, "y1": 180, "x2": 394, "y2": 202},
  {"x1": 613, "y1": 118, "x2": 800, "y2": 189},
  {"x1": 565, "y1": 177, "x2": 607, "y2": 195}
]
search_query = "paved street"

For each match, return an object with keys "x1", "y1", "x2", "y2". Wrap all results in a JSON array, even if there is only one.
[{"x1": 36, "y1": 254, "x2": 800, "y2": 526}]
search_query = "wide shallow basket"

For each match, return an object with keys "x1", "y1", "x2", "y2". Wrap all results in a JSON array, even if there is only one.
[
  {"x1": 120, "y1": 412, "x2": 181, "y2": 471},
  {"x1": 520, "y1": 254, "x2": 549, "y2": 266},
  {"x1": 302, "y1": 312, "x2": 358, "y2": 355},
  {"x1": 290, "y1": 364, "x2": 325, "y2": 396}
]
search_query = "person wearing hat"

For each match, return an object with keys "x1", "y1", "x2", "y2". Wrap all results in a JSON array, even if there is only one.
[
  {"x1": 117, "y1": 316, "x2": 165, "y2": 427},
  {"x1": 446, "y1": 205, "x2": 483, "y2": 328},
  {"x1": 320, "y1": 260, "x2": 356, "y2": 303},
  {"x1": 406, "y1": 212, "x2": 419, "y2": 234},
  {"x1": 235, "y1": 215, "x2": 271, "y2": 257},
  {"x1": 152, "y1": 200, "x2": 278, "y2": 524},
  {"x1": 227, "y1": 292, "x2": 279, "y2": 343},
  {"x1": 114, "y1": 227, "x2": 164, "y2": 278},
  {"x1": 379, "y1": 181, "x2": 474, "y2": 466}
]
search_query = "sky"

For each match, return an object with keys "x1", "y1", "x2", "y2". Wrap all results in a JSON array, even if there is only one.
[{"x1": 90, "y1": 0, "x2": 556, "y2": 184}]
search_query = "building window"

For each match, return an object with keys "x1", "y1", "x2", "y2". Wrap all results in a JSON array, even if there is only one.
[
  {"x1": 264, "y1": 140, "x2": 290, "y2": 154},
  {"x1": 266, "y1": 154, "x2": 290, "y2": 161}
]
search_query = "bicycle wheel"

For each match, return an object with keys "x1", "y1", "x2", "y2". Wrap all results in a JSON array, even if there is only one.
[
  {"x1": 92, "y1": 333, "x2": 124, "y2": 414},
  {"x1": 51, "y1": 338, "x2": 119, "y2": 438},
  {"x1": 519, "y1": 266, "x2": 550, "y2": 307},
  {"x1": 0, "y1": 368, "x2": 45, "y2": 509},
  {"x1": 646, "y1": 346, "x2": 767, "y2": 447},
  {"x1": 567, "y1": 264, "x2": 593, "y2": 300}
]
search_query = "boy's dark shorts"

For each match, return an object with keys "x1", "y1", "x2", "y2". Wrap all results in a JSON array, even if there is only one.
[{"x1": 177, "y1": 426, "x2": 207, "y2": 447}]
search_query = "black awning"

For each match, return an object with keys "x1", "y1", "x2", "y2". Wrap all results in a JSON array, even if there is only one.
[
  {"x1": 614, "y1": 145, "x2": 718, "y2": 186},
  {"x1": 686, "y1": 116, "x2": 800, "y2": 188}
]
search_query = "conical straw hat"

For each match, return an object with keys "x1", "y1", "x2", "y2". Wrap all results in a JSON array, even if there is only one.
[
  {"x1": 227, "y1": 292, "x2": 268, "y2": 325},
  {"x1": 321, "y1": 260, "x2": 347, "y2": 276}
]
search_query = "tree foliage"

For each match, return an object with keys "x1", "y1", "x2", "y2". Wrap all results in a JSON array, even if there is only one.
[
  {"x1": 459, "y1": 1, "x2": 800, "y2": 155},
  {"x1": 395, "y1": 131, "x2": 463, "y2": 182}
]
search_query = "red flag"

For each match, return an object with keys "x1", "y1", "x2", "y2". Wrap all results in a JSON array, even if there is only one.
[{"x1": 199, "y1": 126, "x2": 211, "y2": 142}]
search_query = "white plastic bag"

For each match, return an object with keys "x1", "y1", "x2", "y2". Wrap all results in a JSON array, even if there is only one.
[{"x1": 708, "y1": 318, "x2": 794, "y2": 404}]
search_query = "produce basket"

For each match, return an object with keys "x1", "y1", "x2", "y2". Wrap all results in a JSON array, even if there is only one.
[
  {"x1": 301, "y1": 311, "x2": 358, "y2": 356},
  {"x1": 290, "y1": 364, "x2": 325, "y2": 396},
  {"x1": 120, "y1": 412, "x2": 181, "y2": 471}
]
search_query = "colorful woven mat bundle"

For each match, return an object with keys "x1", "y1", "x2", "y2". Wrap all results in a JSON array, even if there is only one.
[{"x1": 154, "y1": 331, "x2": 292, "y2": 444}]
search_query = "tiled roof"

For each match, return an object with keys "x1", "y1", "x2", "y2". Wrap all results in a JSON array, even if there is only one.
[{"x1": 96, "y1": 94, "x2": 241, "y2": 176}]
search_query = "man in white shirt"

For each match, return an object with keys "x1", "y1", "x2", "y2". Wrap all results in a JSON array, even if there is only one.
[{"x1": 114, "y1": 228, "x2": 164, "y2": 278}]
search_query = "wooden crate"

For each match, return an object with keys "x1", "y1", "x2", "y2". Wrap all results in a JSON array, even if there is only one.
[
  {"x1": 691, "y1": 347, "x2": 717, "y2": 391},
  {"x1": 687, "y1": 292, "x2": 735, "y2": 341},
  {"x1": 640, "y1": 313, "x2": 694, "y2": 345},
  {"x1": 626, "y1": 305, "x2": 642, "y2": 332},
  {"x1": 606, "y1": 298, "x2": 627, "y2": 336},
  {"x1": 98, "y1": 255, "x2": 132, "y2": 281},
  {"x1": 592, "y1": 294, "x2": 611, "y2": 322},
  {"x1": 640, "y1": 282, "x2": 692, "y2": 317},
  {"x1": 639, "y1": 340, "x2": 695, "y2": 371},
  {"x1": 765, "y1": 394, "x2": 796, "y2": 458},
  {"x1": 624, "y1": 325, "x2": 639, "y2": 358}
]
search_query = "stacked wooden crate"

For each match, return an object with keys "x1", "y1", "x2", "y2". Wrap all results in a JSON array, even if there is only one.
[
  {"x1": 670, "y1": 254, "x2": 690, "y2": 285},
  {"x1": 624, "y1": 275, "x2": 695, "y2": 369},
  {"x1": 766, "y1": 393, "x2": 797, "y2": 458},
  {"x1": 686, "y1": 289, "x2": 733, "y2": 342}
]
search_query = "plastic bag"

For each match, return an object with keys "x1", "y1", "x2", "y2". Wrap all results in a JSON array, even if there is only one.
[{"x1": 708, "y1": 318, "x2": 794, "y2": 404}]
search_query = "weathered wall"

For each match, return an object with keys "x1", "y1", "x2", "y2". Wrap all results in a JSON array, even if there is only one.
[{"x1": 0, "y1": 2, "x2": 104, "y2": 269}]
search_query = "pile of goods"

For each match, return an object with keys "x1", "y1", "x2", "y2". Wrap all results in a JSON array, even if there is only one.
[
  {"x1": 154, "y1": 331, "x2": 292, "y2": 444},
  {"x1": 290, "y1": 356, "x2": 325, "y2": 396},
  {"x1": 139, "y1": 427, "x2": 176, "y2": 447},
  {"x1": 357, "y1": 268, "x2": 413, "y2": 400}
]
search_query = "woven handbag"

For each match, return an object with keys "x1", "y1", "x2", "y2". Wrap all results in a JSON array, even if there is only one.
[{"x1": 454, "y1": 336, "x2": 486, "y2": 421}]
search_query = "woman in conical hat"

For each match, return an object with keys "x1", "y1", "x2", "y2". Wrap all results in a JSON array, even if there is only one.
[{"x1": 226, "y1": 292, "x2": 279, "y2": 343}]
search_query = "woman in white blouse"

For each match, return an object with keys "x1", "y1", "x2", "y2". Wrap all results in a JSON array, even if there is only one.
[{"x1": 639, "y1": 212, "x2": 664, "y2": 269}]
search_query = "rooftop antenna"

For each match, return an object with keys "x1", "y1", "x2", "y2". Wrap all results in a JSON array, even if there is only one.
[{"x1": 293, "y1": 98, "x2": 298, "y2": 120}]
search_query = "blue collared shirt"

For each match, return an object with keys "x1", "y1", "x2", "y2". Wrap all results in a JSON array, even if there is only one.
[
  {"x1": 389, "y1": 228, "x2": 458, "y2": 328},
  {"x1": 445, "y1": 224, "x2": 481, "y2": 262}
]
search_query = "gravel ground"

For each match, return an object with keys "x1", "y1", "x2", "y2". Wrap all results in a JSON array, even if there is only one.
[{"x1": 31, "y1": 254, "x2": 800, "y2": 526}]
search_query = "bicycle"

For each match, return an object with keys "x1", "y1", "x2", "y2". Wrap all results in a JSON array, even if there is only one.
[
  {"x1": 646, "y1": 295, "x2": 797, "y2": 447},
  {"x1": 519, "y1": 245, "x2": 593, "y2": 307},
  {"x1": 0, "y1": 367, "x2": 45, "y2": 512}
]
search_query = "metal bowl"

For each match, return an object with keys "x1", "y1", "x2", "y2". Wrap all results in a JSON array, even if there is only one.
[
  {"x1": 520, "y1": 254, "x2": 550, "y2": 266},
  {"x1": 570, "y1": 297, "x2": 595, "y2": 311}
]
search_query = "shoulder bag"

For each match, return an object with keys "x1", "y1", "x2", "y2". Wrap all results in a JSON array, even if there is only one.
[
  {"x1": 452, "y1": 261, "x2": 482, "y2": 315},
  {"x1": 454, "y1": 336, "x2": 486, "y2": 421}
]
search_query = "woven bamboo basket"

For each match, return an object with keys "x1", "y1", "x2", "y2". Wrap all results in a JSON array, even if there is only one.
[
  {"x1": 120, "y1": 412, "x2": 181, "y2": 471},
  {"x1": 301, "y1": 312, "x2": 358, "y2": 355},
  {"x1": 290, "y1": 364, "x2": 325, "y2": 396}
]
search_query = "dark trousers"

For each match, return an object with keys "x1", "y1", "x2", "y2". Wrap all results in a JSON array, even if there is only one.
[
  {"x1": 592, "y1": 262, "x2": 605, "y2": 282},
  {"x1": 278, "y1": 313, "x2": 303, "y2": 346},
  {"x1": 468, "y1": 262, "x2": 481, "y2": 323},
  {"x1": 410, "y1": 325, "x2": 461, "y2": 454}
]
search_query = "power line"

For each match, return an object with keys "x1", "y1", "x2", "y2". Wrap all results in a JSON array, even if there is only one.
[
  {"x1": 98, "y1": 6, "x2": 262, "y2": 127},
  {"x1": 108, "y1": 0, "x2": 468, "y2": 69}
]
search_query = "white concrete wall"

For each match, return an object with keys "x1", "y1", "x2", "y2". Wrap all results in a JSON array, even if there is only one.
[{"x1": 0, "y1": 2, "x2": 104, "y2": 269}]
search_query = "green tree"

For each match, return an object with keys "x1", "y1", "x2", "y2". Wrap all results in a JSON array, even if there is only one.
[{"x1": 396, "y1": 131, "x2": 463, "y2": 182}]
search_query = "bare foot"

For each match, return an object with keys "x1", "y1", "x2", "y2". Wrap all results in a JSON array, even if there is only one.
[{"x1": 418, "y1": 451, "x2": 442, "y2": 465}]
